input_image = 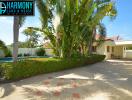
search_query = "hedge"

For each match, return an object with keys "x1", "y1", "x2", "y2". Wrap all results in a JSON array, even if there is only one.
[{"x1": 0, "y1": 55, "x2": 105, "y2": 80}]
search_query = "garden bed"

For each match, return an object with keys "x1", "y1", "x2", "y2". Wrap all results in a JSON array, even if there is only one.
[{"x1": 0, "y1": 55, "x2": 105, "y2": 82}]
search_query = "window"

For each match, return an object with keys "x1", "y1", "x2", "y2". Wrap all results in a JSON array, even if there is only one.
[
  {"x1": 107, "y1": 46, "x2": 110, "y2": 52},
  {"x1": 92, "y1": 46, "x2": 97, "y2": 52}
]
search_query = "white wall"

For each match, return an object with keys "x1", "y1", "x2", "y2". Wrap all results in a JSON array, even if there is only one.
[
  {"x1": 0, "y1": 49, "x2": 5, "y2": 57},
  {"x1": 96, "y1": 44, "x2": 105, "y2": 55},
  {"x1": 95, "y1": 41, "x2": 132, "y2": 59},
  {"x1": 96, "y1": 41, "x2": 114, "y2": 59},
  {"x1": 10, "y1": 48, "x2": 54, "y2": 56},
  {"x1": 124, "y1": 50, "x2": 132, "y2": 59},
  {"x1": 45, "y1": 49, "x2": 54, "y2": 56},
  {"x1": 18, "y1": 48, "x2": 37, "y2": 56},
  {"x1": 113, "y1": 46, "x2": 123, "y2": 58}
]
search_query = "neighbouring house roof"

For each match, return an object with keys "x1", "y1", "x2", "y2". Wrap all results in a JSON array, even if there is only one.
[
  {"x1": 93, "y1": 34, "x2": 114, "y2": 46},
  {"x1": 95, "y1": 34, "x2": 122, "y2": 41}
]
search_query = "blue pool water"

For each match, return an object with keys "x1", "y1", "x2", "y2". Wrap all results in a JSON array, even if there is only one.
[
  {"x1": 0, "y1": 57, "x2": 13, "y2": 62},
  {"x1": 0, "y1": 56, "x2": 50, "y2": 62},
  {"x1": 0, "y1": 57, "x2": 26, "y2": 62}
]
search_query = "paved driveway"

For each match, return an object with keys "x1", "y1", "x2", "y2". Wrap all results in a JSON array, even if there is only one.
[{"x1": 0, "y1": 60, "x2": 132, "y2": 100}]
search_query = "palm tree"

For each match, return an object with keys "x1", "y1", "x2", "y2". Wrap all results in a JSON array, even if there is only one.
[
  {"x1": 59, "y1": 0, "x2": 117, "y2": 57},
  {"x1": 35, "y1": 0, "x2": 58, "y2": 55},
  {"x1": 13, "y1": 16, "x2": 25, "y2": 62},
  {"x1": 35, "y1": 0, "x2": 117, "y2": 58},
  {"x1": 82, "y1": 0, "x2": 117, "y2": 54}
]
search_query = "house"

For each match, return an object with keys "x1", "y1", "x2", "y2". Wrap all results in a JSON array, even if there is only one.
[{"x1": 93, "y1": 35, "x2": 132, "y2": 59}]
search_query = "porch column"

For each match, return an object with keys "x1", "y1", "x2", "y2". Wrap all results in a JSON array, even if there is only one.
[{"x1": 123, "y1": 46, "x2": 126, "y2": 58}]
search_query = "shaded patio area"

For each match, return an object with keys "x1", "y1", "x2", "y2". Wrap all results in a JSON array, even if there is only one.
[{"x1": 0, "y1": 59, "x2": 132, "y2": 100}]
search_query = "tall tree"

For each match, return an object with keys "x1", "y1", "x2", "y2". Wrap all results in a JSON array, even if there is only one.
[
  {"x1": 0, "y1": 40, "x2": 8, "y2": 54},
  {"x1": 23, "y1": 27, "x2": 40, "y2": 48},
  {"x1": 35, "y1": 0, "x2": 58, "y2": 55},
  {"x1": 35, "y1": 0, "x2": 117, "y2": 58}
]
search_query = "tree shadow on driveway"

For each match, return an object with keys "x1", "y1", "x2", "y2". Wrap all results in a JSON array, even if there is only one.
[{"x1": 0, "y1": 60, "x2": 132, "y2": 100}]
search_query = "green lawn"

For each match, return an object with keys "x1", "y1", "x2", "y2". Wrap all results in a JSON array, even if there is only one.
[{"x1": 28, "y1": 57, "x2": 61, "y2": 61}]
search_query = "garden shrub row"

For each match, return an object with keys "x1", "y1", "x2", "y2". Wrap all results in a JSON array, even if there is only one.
[
  {"x1": 0, "y1": 63, "x2": 2, "y2": 77},
  {"x1": 0, "y1": 54, "x2": 105, "y2": 80}
]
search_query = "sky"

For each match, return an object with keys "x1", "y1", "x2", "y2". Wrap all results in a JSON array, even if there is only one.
[{"x1": 0, "y1": 0, "x2": 132, "y2": 45}]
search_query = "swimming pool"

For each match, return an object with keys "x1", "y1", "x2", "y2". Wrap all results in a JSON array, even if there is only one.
[
  {"x1": 0, "y1": 56, "x2": 50, "y2": 62},
  {"x1": 0, "y1": 57, "x2": 27, "y2": 62},
  {"x1": 0, "y1": 57, "x2": 15, "y2": 62}
]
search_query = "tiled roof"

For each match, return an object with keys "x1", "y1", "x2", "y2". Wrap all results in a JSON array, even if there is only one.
[{"x1": 95, "y1": 34, "x2": 122, "y2": 41}]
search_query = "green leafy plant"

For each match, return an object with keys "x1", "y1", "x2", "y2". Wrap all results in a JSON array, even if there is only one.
[
  {"x1": 35, "y1": 0, "x2": 117, "y2": 58},
  {"x1": 1, "y1": 55, "x2": 105, "y2": 80},
  {"x1": 5, "y1": 49, "x2": 12, "y2": 57},
  {"x1": 0, "y1": 63, "x2": 3, "y2": 77},
  {"x1": 36, "y1": 48, "x2": 46, "y2": 56},
  {"x1": 18, "y1": 54, "x2": 23, "y2": 57},
  {"x1": 24, "y1": 53, "x2": 31, "y2": 57}
]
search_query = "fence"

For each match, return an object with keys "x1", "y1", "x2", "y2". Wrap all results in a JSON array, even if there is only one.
[
  {"x1": 125, "y1": 50, "x2": 132, "y2": 59},
  {"x1": 0, "y1": 49, "x2": 4, "y2": 57},
  {"x1": 9, "y1": 48, "x2": 54, "y2": 56}
]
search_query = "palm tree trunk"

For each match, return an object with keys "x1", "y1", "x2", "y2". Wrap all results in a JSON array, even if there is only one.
[
  {"x1": 13, "y1": 16, "x2": 19, "y2": 62},
  {"x1": 88, "y1": 28, "x2": 96, "y2": 55}
]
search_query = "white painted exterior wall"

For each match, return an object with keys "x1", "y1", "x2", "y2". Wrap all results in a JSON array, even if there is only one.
[
  {"x1": 18, "y1": 48, "x2": 37, "y2": 56},
  {"x1": 45, "y1": 49, "x2": 54, "y2": 56},
  {"x1": 0, "y1": 49, "x2": 5, "y2": 57},
  {"x1": 96, "y1": 41, "x2": 115, "y2": 59},
  {"x1": 95, "y1": 40, "x2": 132, "y2": 59},
  {"x1": 124, "y1": 50, "x2": 132, "y2": 59},
  {"x1": 9, "y1": 48, "x2": 54, "y2": 56}
]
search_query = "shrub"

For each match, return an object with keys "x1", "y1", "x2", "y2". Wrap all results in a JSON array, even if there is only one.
[
  {"x1": 24, "y1": 53, "x2": 31, "y2": 57},
  {"x1": 18, "y1": 54, "x2": 23, "y2": 57},
  {"x1": 1, "y1": 55, "x2": 105, "y2": 80},
  {"x1": 36, "y1": 48, "x2": 46, "y2": 56},
  {"x1": 71, "y1": 50, "x2": 82, "y2": 58},
  {"x1": 5, "y1": 49, "x2": 12, "y2": 57},
  {"x1": 0, "y1": 63, "x2": 3, "y2": 77}
]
